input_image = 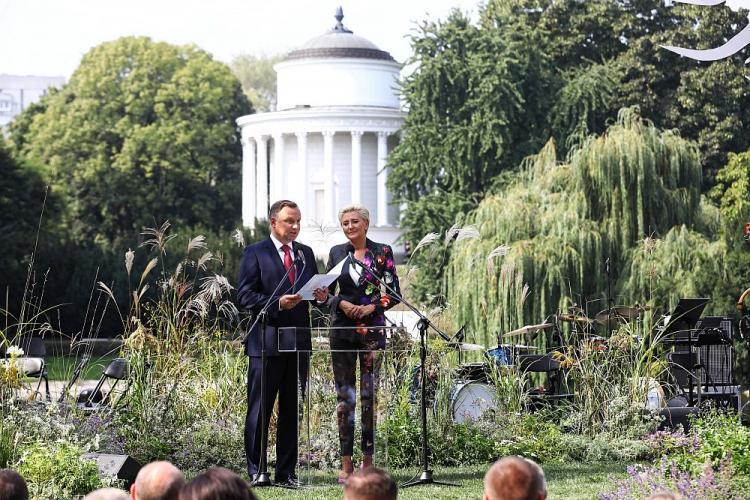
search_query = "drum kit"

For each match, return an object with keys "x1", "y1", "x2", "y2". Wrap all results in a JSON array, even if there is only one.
[{"x1": 446, "y1": 304, "x2": 650, "y2": 422}]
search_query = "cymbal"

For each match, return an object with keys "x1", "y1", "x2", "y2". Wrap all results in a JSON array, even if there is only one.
[
  {"x1": 502, "y1": 323, "x2": 553, "y2": 338},
  {"x1": 557, "y1": 314, "x2": 595, "y2": 324},
  {"x1": 498, "y1": 344, "x2": 539, "y2": 350},
  {"x1": 455, "y1": 342, "x2": 486, "y2": 352},
  {"x1": 595, "y1": 306, "x2": 644, "y2": 325}
]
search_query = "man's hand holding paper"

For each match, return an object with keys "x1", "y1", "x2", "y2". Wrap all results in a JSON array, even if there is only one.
[{"x1": 297, "y1": 255, "x2": 348, "y2": 300}]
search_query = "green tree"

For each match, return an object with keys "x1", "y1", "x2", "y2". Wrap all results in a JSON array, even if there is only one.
[
  {"x1": 613, "y1": 2, "x2": 750, "y2": 185},
  {"x1": 230, "y1": 53, "x2": 282, "y2": 112},
  {"x1": 0, "y1": 138, "x2": 61, "y2": 300},
  {"x1": 12, "y1": 36, "x2": 253, "y2": 247},
  {"x1": 388, "y1": 6, "x2": 554, "y2": 267},
  {"x1": 392, "y1": 0, "x2": 750, "y2": 302}
]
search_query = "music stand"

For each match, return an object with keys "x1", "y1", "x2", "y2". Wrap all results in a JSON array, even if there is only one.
[{"x1": 662, "y1": 298, "x2": 709, "y2": 337}]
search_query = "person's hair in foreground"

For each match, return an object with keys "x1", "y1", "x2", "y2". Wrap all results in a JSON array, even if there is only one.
[
  {"x1": 483, "y1": 456, "x2": 547, "y2": 500},
  {"x1": 0, "y1": 469, "x2": 28, "y2": 500},
  {"x1": 343, "y1": 466, "x2": 397, "y2": 500},
  {"x1": 131, "y1": 461, "x2": 185, "y2": 500},
  {"x1": 179, "y1": 467, "x2": 256, "y2": 500}
]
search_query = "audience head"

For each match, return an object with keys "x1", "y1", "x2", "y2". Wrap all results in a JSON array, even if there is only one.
[
  {"x1": 343, "y1": 466, "x2": 397, "y2": 500},
  {"x1": 131, "y1": 461, "x2": 185, "y2": 500},
  {"x1": 483, "y1": 456, "x2": 547, "y2": 500},
  {"x1": 179, "y1": 467, "x2": 255, "y2": 500},
  {"x1": 83, "y1": 488, "x2": 130, "y2": 500},
  {"x1": 0, "y1": 469, "x2": 28, "y2": 500}
]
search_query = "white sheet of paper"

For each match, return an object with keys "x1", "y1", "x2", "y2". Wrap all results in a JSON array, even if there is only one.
[{"x1": 297, "y1": 255, "x2": 349, "y2": 300}]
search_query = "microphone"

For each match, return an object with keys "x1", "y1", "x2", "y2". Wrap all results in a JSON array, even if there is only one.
[{"x1": 296, "y1": 248, "x2": 306, "y2": 266}]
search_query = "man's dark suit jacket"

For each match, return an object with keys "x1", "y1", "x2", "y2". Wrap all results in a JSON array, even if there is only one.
[{"x1": 237, "y1": 238, "x2": 318, "y2": 356}]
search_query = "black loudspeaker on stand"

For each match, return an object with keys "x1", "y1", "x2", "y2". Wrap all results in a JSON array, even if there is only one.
[{"x1": 347, "y1": 253, "x2": 458, "y2": 489}]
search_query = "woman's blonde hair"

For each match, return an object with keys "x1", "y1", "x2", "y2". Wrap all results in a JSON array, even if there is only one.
[{"x1": 338, "y1": 204, "x2": 370, "y2": 224}]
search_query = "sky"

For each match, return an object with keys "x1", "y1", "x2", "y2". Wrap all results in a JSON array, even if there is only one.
[{"x1": 0, "y1": 0, "x2": 480, "y2": 79}]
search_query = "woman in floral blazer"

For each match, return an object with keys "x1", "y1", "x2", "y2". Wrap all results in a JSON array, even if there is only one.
[{"x1": 325, "y1": 204, "x2": 400, "y2": 483}]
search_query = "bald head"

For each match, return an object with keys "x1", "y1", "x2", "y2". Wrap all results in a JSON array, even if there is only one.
[
  {"x1": 84, "y1": 488, "x2": 130, "y2": 500},
  {"x1": 483, "y1": 457, "x2": 546, "y2": 500},
  {"x1": 131, "y1": 462, "x2": 184, "y2": 500}
]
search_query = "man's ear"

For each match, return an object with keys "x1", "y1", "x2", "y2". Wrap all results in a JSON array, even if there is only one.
[{"x1": 130, "y1": 484, "x2": 136, "y2": 500}]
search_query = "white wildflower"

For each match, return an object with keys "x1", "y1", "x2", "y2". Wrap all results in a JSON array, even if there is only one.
[{"x1": 6, "y1": 346, "x2": 24, "y2": 357}]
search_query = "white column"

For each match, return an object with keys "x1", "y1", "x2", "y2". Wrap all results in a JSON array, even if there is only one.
[
  {"x1": 296, "y1": 132, "x2": 308, "y2": 214},
  {"x1": 241, "y1": 136, "x2": 256, "y2": 227},
  {"x1": 255, "y1": 135, "x2": 269, "y2": 219},
  {"x1": 376, "y1": 131, "x2": 389, "y2": 226},
  {"x1": 351, "y1": 131, "x2": 363, "y2": 205},
  {"x1": 323, "y1": 131, "x2": 335, "y2": 224},
  {"x1": 272, "y1": 133, "x2": 285, "y2": 202}
]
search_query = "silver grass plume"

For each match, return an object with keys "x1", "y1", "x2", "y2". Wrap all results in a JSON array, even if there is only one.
[
  {"x1": 187, "y1": 235, "x2": 207, "y2": 253},
  {"x1": 232, "y1": 228, "x2": 245, "y2": 247},
  {"x1": 444, "y1": 223, "x2": 461, "y2": 247},
  {"x1": 125, "y1": 248, "x2": 135, "y2": 276},
  {"x1": 486, "y1": 244, "x2": 510, "y2": 274},
  {"x1": 455, "y1": 225, "x2": 480, "y2": 242},
  {"x1": 412, "y1": 232, "x2": 440, "y2": 255},
  {"x1": 196, "y1": 252, "x2": 214, "y2": 271},
  {"x1": 140, "y1": 221, "x2": 176, "y2": 255}
]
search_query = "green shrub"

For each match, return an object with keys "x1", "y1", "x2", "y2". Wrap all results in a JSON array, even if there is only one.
[
  {"x1": 17, "y1": 441, "x2": 108, "y2": 496},
  {"x1": 673, "y1": 411, "x2": 750, "y2": 476},
  {"x1": 379, "y1": 414, "x2": 503, "y2": 468}
]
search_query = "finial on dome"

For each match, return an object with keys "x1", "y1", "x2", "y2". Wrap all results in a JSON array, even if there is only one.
[{"x1": 331, "y1": 6, "x2": 353, "y2": 33}]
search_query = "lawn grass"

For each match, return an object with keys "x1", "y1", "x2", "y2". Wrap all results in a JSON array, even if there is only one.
[
  {"x1": 252, "y1": 462, "x2": 629, "y2": 499},
  {"x1": 44, "y1": 354, "x2": 119, "y2": 381}
]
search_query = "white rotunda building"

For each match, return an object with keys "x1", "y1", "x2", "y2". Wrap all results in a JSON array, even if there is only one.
[{"x1": 237, "y1": 8, "x2": 405, "y2": 259}]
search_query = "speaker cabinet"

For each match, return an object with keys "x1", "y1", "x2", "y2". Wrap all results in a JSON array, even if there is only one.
[{"x1": 81, "y1": 453, "x2": 141, "y2": 489}]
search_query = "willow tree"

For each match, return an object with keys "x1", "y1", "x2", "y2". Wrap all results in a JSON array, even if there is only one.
[{"x1": 446, "y1": 108, "x2": 720, "y2": 344}]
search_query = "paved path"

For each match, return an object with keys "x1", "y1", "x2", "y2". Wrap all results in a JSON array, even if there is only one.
[{"x1": 18, "y1": 379, "x2": 101, "y2": 402}]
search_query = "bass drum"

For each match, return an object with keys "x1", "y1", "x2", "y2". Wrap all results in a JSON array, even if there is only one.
[{"x1": 451, "y1": 381, "x2": 497, "y2": 423}]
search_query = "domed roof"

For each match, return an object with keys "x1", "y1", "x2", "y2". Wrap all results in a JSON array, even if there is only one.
[{"x1": 284, "y1": 7, "x2": 395, "y2": 62}]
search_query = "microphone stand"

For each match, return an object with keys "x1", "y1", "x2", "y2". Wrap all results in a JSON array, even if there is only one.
[
  {"x1": 246, "y1": 250, "x2": 305, "y2": 488},
  {"x1": 347, "y1": 253, "x2": 457, "y2": 488}
]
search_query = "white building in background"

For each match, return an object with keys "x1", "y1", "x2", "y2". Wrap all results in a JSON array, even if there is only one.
[
  {"x1": 0, "y1": 74, "x2": 65, "y2": 128},
  {"x1": 236, "y1": 7, "x2": 405, "y2": 259}
]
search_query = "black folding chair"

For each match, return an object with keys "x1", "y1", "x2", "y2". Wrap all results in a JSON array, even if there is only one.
[
  {"x1": 78, "y1": 357, "x2": 130, "y2": 410},
  {"x1": 13, "y1": 336, "x2": 51, "y2": 401}
]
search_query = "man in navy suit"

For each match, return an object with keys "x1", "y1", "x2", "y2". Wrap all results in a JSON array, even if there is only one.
[{"x1": 237, "y1": 199, "x2": 327, "y2": 486}]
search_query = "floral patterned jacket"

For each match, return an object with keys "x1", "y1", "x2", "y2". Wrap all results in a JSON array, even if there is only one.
[{"x1": 325, "y1": 238, "x2": 401, "y2": 349}]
